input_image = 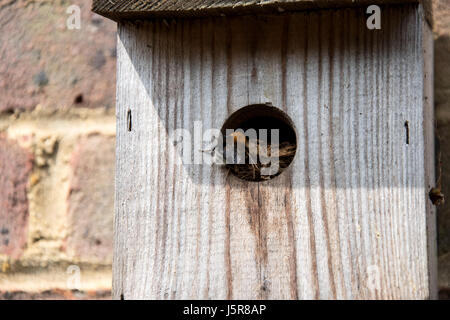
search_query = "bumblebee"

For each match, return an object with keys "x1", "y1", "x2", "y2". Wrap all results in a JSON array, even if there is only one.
[{"x1": 429, "y1": 187, "x2": 444, "y2": 206}]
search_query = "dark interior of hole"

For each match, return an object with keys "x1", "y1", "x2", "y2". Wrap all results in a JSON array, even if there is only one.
[
  {"x1": 220, "y1": 104, "x2": 297, "y2": 182},
  {"x1": 221, "y1": 105, "x2": 297, "y2": 144}
]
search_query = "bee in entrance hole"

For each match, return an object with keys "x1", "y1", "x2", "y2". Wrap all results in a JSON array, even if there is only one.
[{"x1": 429, "y1": 187, "x2": 444, "y2": 206}]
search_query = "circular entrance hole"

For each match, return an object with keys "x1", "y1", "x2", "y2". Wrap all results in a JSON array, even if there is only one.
[{"x1": 220, "y1": 104, "x2": 297, "y2": 182}]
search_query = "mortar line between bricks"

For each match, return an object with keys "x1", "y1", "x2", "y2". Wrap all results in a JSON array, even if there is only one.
[{"x1": 0, "y1": 108, "x2": 116, "y2": 296}]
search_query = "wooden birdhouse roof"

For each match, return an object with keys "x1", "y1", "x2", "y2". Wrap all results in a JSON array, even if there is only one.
[{"x1": 93, "y1": 0, "x2": 432, "y2": 23}]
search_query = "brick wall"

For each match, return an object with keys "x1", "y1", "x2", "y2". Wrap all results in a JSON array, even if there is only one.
[
  {"x1": 433, "y1": 0, "x2": 450, "y2": 299},
  {"x1": 0, "y1": 0, "x2": 115, "y2": 299},
  {"x1": 0, "y1": 0, "x2": 449, "y2": 299}
]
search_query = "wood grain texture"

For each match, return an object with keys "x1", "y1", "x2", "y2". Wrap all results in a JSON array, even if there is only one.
[
  {"x1": 92, "y1": 0, "x2": 432, "y2": 26},
  {"x1": 114, "y1": 5, "x2": 436, "y2": 299},
  {"x1": 422, "y1": 18, "x2": 438, "y2": 300}
]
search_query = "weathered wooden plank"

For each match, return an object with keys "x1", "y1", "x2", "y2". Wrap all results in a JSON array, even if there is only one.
[
  {"x1": 422, "y1": 15, "x2": 438, "y2": 300},
  {"x1": 114, "y1": 5, "x2": 436, "y2": 299},
  {"x1": 92, "y1": 0, "x2": 432, "y2": 26}
]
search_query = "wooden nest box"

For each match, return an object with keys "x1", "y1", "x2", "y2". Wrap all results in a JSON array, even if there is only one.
[{"x1": 93, "y1": 0, "x2": 437, "y2": 299}]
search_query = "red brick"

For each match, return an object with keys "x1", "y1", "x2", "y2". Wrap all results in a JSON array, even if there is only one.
[
  {"x1": 0, "y1": 0, "x2": 116, "y2": 112},
  {"x1": 0, "y1": 136, "x2": 33, "y2": 258},
  {"x1": 66, "y1": 135, "x2": 115, "y2": 262},
  {"x1": 433, "y1": 0, "x2": 450, "y2": 37}
]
